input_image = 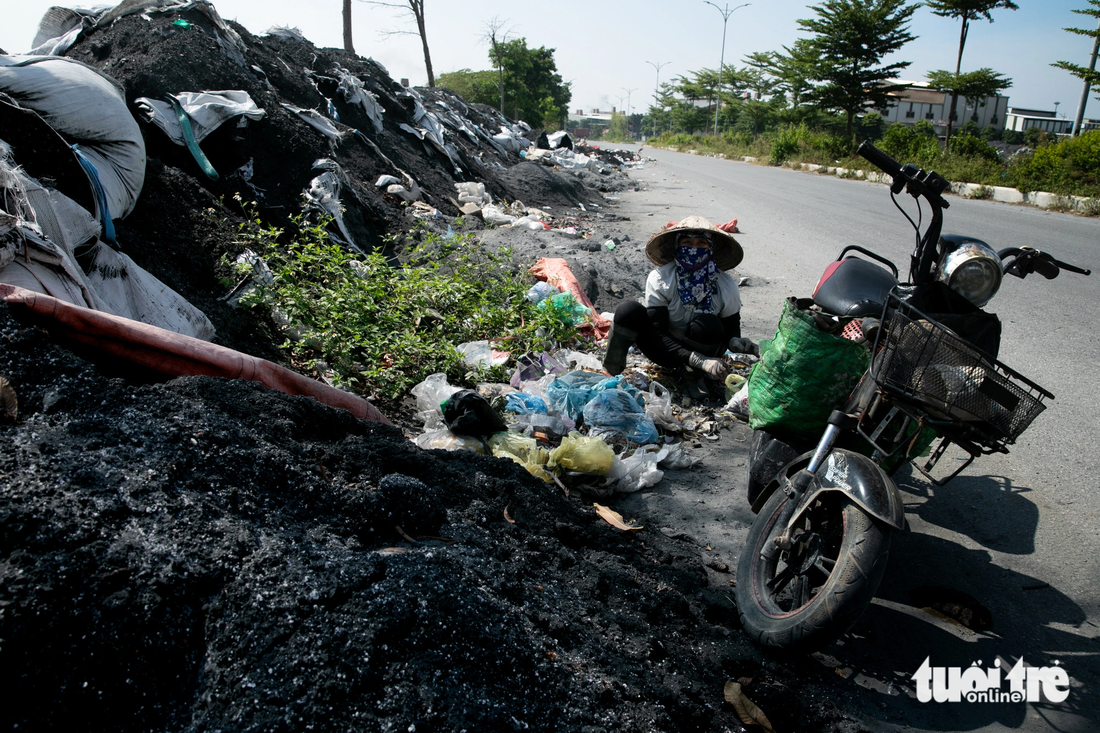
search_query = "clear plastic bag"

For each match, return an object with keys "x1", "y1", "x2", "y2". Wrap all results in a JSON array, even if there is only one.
[
  {"x1": 659, "y1": 442, "x2": 701, "y2": 470},
  {"x1": 456, "y1": 340, "x2": 510, "y2": 369},
  {"x1": 606, "y1": 444, "x2": 669, "y2": 493},
  {"x1": 554, "y1": 348, "x2": 604, "y2": 372},
  {"x1": 526, "y1": 281, "x2": 558, "y2": 304},
  {"x1": 509, "y1": 412, "x2": 568, "y2": 442},
  {"x1": 410, "y1": 373, "x2": 461, "y2": 429},
  {"x1": 414, "y1": 429, "x2": 486, "y2": 453},
  {"x1": 643, "y1": 380, "x2": 679, "y2": 432}
]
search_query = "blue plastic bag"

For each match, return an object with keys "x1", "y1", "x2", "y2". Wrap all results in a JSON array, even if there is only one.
[
  {"x1": 505, "y1": 392, "x2": 549, "y2": 414},
  {"x1": 582, "y1": 389, "x2": 659, "y2": 445},
  {"x1": 546, "y1": 371, "x2": 644, "y2": 423}
]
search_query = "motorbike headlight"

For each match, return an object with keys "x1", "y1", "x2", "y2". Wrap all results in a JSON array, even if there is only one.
[{"x1": 937, "y1": 240, "x2": 1002, "y2": 307}]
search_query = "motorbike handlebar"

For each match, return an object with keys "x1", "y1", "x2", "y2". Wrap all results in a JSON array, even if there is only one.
[
  {"x1": 856, "y1": 141, "x2": 903, "y2": 178},
  {"x1": 998, "y1": 247, "x2": 1092, "y2": 279}
]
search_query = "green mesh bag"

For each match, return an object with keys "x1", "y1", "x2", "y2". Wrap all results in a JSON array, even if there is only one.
[{"x1": 747, "y1": 298, "x2": 871, "y2": 437}]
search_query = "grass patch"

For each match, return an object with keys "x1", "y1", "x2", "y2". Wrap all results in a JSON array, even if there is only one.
[{"x1": 228, "y1": 201, "x2": 595, "y2": 400}]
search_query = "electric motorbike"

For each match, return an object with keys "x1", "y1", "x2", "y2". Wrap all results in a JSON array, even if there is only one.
[{"x1": 734, "y1": 141, "x2": 1090, "y2": 653}]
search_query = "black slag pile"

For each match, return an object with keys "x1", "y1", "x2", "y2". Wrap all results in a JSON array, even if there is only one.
[
  {"x1": 0, "y1": 3, "x2": 780, "y2": 731},
  {"x1": 0, "y1": 297, "x2": 765, "y2": 731}
]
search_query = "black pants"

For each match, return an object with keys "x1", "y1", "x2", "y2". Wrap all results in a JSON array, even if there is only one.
[{"x1": 613, "y1": 300, "x2": 734, "y2": 369}]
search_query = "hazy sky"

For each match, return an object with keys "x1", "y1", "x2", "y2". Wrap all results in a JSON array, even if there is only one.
[{"x1": 2, "y1": 1, "x2": 1098, "y2": 121}]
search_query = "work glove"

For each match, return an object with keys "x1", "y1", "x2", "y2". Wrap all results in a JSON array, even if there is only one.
[
  {"x1": 727, "y1": 337, "x2": 760, "y2": 356},
  {"x1": 687, "y1": 351, "x2": 728, "y2": 379}
]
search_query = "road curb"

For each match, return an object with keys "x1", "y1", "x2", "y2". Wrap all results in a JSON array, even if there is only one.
[{"x1": 764, "y1": 158, "x2": 1099, "y2": 215}]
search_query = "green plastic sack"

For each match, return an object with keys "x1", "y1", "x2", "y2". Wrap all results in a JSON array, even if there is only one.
[
  {"x1": 747, "y1": 298, "x2": 870, "y2": 437},
  {"x1": 537, "y1": 291, "x2": 592, "y2": 326}
]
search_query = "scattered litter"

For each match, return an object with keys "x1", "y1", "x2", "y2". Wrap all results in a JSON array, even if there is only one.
[
  {"x1": 549, "y1": 432, "x2": 614, "y2": 474},
  {"x1": 488, "y1": 431, "x2": 552, "y2": 483},
  {"x1": 605, "y1": 444, "x2": 668, "y2": 493},
  {"x1": 504, "y1": 392, "x2": 548, "y2": 414},
  {"x1": 455, "y1": 340, "x2": 509, "y2": 369},
  {"x1": 724, "y1": 681, "x2": 775, "y2": 732},
  {"x1": 593, "y1": 503, "x2": 643, "y2": 531},
  {"x1": 411, "y1": 373, "x2": 462, "y2": 430},
  {"x1": 583, "y1": 389, "x2": 658, "y2": 445},
  {"x1": 442, "y1": 389, "x2": 508, "y2": 437},
  {"x1": 525, "y1": 281, "x2": 558, "y2": 304},
  {"x1": 0, "y1": 376, "x2": 17, "y2": 421},
  {"x1": 414, "y1": 428, "x2": 486, "y2": 453},
  {"x1": 910, "y1": 586, "x2": 993, "y2": 631}
]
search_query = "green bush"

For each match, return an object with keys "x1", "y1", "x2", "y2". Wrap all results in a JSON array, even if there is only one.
[
  {"x1": 231, "y1": 204, "x2": 586, "y2": 399},
  {"x1": 948, "y1": 133, "x2": 999, "y2": 163},
  {"x1": 878, "y1": 123, "x2": 941, "y2": 166},
  {"x1": 1007, "y1": 130, "x2": 1100, "y2": 196},
  {"x1": 769, "y1": 125, "x2": 804, "y2": 165},
  {"x1": 1023, "y1": 127, "x2": 1047, "y2": 147}
]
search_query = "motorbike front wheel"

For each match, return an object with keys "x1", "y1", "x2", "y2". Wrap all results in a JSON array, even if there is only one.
[{"x1": 735, "y1": 488, "x2": 891, "y2": 654}]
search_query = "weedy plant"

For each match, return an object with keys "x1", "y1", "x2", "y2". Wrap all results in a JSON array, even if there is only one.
[{"x1": 229, "y1": 200, "x2": 590, "y2": 399}]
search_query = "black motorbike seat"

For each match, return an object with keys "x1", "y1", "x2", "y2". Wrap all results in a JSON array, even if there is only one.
[{"x1": 812, "y1": 257, "x2": 899, "y2": 318}]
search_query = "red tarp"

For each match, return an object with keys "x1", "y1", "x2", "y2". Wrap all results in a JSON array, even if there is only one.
[
  {"x1": 529, "y1": 257, "x2": 611, "y2": 340},
  {"x1": 1, "y1": 284, "x2": 391, "y2": 425}
]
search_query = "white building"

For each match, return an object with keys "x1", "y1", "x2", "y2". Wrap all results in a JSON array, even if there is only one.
[
  {"x1": 1004, "y1": 107, "x2": 1073, "y2": 135},
  {"x1": 878, "y1": 80, "x2": 1008, "y2": 136}
]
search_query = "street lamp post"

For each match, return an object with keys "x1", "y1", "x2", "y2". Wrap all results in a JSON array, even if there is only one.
[
  {"x1": 645, "y1": 60, "x2": 669, "y2": 105},
  {"x1": 622, "y1": 88, "x2": 637, "y2": 117},
  {"x1": 704, "y1": 2, "x2": 750, "y2": 135}
]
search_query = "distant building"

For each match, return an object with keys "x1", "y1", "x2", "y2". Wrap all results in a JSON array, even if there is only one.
[
  {"x1": 566, "y1": 108, "x2": 616, "y2": 138},
  {"x1": 1004, "y1": 107, "x2": 1073, "y2": 135},
  {"x1": 878, "y1": 80, "x2": 1008, "y2": 136}
]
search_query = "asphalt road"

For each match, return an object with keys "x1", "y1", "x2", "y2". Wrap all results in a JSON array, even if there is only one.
[{"x1": 607, "y1": 143, "x2": 1100, "y2": 732}]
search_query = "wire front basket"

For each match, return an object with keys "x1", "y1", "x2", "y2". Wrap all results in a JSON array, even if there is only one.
[{"x1": 869, "y1": 294, "x2": 1051, "y2": 449}]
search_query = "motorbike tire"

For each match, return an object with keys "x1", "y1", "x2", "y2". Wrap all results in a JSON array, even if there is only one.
[
  {"x1": 746, "y1": 430, "x2": 807, "y2": 507},
  {"x1": 735, "y1": 488, "x2": 891, "y2": 654}
]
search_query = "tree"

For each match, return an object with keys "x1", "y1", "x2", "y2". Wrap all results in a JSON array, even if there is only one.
[
  {"x1": 926, "y1": 67, "x2": 1012, "y2": 130},
  {"x1": 1051, "y1": 0, "x2": 1100, "y2": 136},
  {"x1": 361, "y1": 0, "x2": 435, "y2": 87},
  {"x1": 745, "y1": 49, "x2": 813, "y2": 108},
  {"x1": 488, "y1": 39, "x2": 571, "y2": 128},
  {"x1": 796, "y1": 0, "x2": 919, "y2": 141},
  {"x1": 438, "y1": 40, "x2": 570, "y2": 129},
  {"x1": 435, "y1": 69, "x2": 499, "y2": 104},
  {"x1": 925, "y1": 0, "x2": 1019, "y2": 143},
  {"x1": 343, "y1": 0, "x2": 354, "y2": 54},
  {"x1": 482, "y1": 17, "x2": 514, "y2": 115}
]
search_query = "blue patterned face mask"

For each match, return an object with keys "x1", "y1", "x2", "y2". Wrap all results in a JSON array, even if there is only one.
[{"x1": 674, "y1": 244, "x2": 718, "y2": 312}]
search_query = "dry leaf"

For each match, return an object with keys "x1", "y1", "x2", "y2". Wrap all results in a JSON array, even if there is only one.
[
  {"x1": 723, "y1": 681, "x2": 775, "y2": 732},
  {"x1": 593, "y1": 503, "x2": 643, "y2": 531},
  {"x1": 503, "y1": 506, "x2": 515, "y2": 524},
  {"x1": 0, "y1": 377, "x2": 16, "y2": 421}
]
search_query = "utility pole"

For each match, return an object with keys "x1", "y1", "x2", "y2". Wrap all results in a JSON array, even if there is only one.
[
  {"x1": 1072, "y1": 16, "x2": 1100, "y2": 137},
  {"x1": 704, "y1": 2, "x2": 750, "y2": 135}
]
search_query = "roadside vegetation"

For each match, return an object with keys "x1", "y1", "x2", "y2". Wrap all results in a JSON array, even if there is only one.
[
  {"x1": 227, "y1": 203, "x2": 591, "y2": 401},
  {"x1": 644, "y1": 122, "x2": 1100, "y2": 200},
  {"x1": 591, "y1": 0, "x2": 1100, "y2": 202}
]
